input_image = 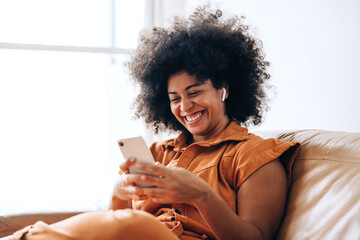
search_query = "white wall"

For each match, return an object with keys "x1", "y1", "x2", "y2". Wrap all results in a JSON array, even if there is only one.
[{"x1": 184, "y1": 0, "x2": 360, "y2": 132}]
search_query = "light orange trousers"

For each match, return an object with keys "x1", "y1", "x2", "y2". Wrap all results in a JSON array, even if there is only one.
[{"x1": 8, "y1": 209, "x2": 179, "y2": 240}]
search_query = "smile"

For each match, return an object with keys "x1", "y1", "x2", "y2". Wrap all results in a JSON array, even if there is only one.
[{"x1": 184, "y1": 111, "x2": 204, "y2": 122}]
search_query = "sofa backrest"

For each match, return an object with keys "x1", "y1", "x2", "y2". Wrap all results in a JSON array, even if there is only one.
[{"x1": 256, "y1": 129, "x2": 360, "y2": 240}]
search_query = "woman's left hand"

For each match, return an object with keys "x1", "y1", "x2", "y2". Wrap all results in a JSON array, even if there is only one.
[{"x1": 132, "y1": 162, "x2": 211, "y2": 204}]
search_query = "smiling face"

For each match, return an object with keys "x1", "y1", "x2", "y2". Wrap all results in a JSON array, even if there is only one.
[{"x1": 167, "y1": 72, "x2": 229, "y2": 142}]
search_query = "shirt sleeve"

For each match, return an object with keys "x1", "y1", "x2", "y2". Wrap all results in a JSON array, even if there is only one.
[{"x1": 229, "y1": 135, "x2": 300, "y2": 191}]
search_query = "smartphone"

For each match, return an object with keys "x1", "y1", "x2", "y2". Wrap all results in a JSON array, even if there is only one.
[{"x1": 117, "y1": 136, "x2": 156, "y2": 187}]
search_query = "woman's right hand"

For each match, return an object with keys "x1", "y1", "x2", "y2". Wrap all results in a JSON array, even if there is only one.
[{"x1": 112, "y1": 158, "x2": 149, "y2": 201}]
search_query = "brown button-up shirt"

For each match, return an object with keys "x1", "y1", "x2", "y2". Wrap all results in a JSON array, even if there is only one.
[{"x1": 133, "y1": 122, "x2": 300, "y2": 239}]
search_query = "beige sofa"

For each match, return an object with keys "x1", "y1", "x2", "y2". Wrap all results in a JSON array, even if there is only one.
[
  {"x1": 257, "y1": 129, "x2": 360, "y2": 239},
  {"x1": 1, "y1": 129, "x2": 359, "y2": 239}
]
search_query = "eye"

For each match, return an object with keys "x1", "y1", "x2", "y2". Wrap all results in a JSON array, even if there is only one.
[
  {"x1": 189, "y1": 91, "x2": 200, "y2": 96},
  {"x1": 170, "y1": 97, "x2": 180, "y2": 102}
]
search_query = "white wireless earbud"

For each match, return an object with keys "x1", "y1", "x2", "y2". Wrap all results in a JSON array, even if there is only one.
[{"x1": 221, "y1": 87, "x2": 227, "y2": 102}]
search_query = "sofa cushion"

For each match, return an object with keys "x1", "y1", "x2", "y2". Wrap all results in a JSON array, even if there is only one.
[{"x1": 257, "y1": 129, "x2": 360, "y2": 240}]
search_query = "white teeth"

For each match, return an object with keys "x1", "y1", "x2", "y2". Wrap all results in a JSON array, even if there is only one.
[{"x1": 185, "y1": 111, "x2": 203, "y2": 122}]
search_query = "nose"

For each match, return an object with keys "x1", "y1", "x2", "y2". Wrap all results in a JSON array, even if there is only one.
[{"x1": 180, "y1": 97, "x2": 193, "y2": 112}]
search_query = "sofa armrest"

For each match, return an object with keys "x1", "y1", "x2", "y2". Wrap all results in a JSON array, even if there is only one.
[{"x1": 0, "y1": 212, "x2": 83, "y2": 237}]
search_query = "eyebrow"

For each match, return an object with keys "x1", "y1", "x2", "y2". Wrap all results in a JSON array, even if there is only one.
[{"x1": 168, "y1": 83, "x2": 202, "y2": 94}]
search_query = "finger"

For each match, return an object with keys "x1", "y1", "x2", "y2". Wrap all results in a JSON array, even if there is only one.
[
  {"x1": 119, "y1": 158, "x2": 137, "y2": 174},
  {"x1": 134, "y1": 185, "x2": 169, "y2": 197},
  {"x1": 123, "y1": 186, "x2": 149, "y2": 200},
  {"x1": 134, "y1": 162, "x2": 172, "y2": 177},
  {"x1": 122, "y1": 173, "x2": 145, "y2": 186},
  {"x1": 150, "y1": 196, "x2": 173, "y2": 204},
  {"x1": 136, "y1": 174, "x2": 170, "y2": 188}
]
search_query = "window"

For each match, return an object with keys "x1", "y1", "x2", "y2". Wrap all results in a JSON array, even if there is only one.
[{"x1": 0, "y1": 0, "x2": 148, "y2": 213}]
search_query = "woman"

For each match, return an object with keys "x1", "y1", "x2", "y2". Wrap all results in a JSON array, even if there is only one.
[{"x1": 9, "y1": 6, "x2": 300, "y2": 240}]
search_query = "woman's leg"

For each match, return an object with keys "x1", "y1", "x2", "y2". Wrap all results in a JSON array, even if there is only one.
[{"x1": 9, "y1": 209, "x2": 179, "y2": 240}]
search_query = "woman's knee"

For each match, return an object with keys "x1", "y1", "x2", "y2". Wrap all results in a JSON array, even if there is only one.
[
  {"x1": 54, "y1": 209, "x2": 178, "y2": 240},
  {"x1": 11, "y1": 210, "x2": 178, "y2": 240},
  {"x1": 111, "y1": 209, "x2": 178, "y2": 240}
]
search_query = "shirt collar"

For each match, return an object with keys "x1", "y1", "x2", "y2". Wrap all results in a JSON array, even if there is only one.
[{"x1": 161, "y1": 121, "x2": 249, "y2": 152}]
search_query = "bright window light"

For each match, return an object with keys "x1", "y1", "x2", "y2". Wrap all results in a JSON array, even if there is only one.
[{"x1": 0, "y1": 1, "x2": 147, "y2": 214}]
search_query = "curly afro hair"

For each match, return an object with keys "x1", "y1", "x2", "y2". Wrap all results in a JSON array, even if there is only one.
[{"x1": 126, "y1": 6, "x2": 272, "y2": 133}]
